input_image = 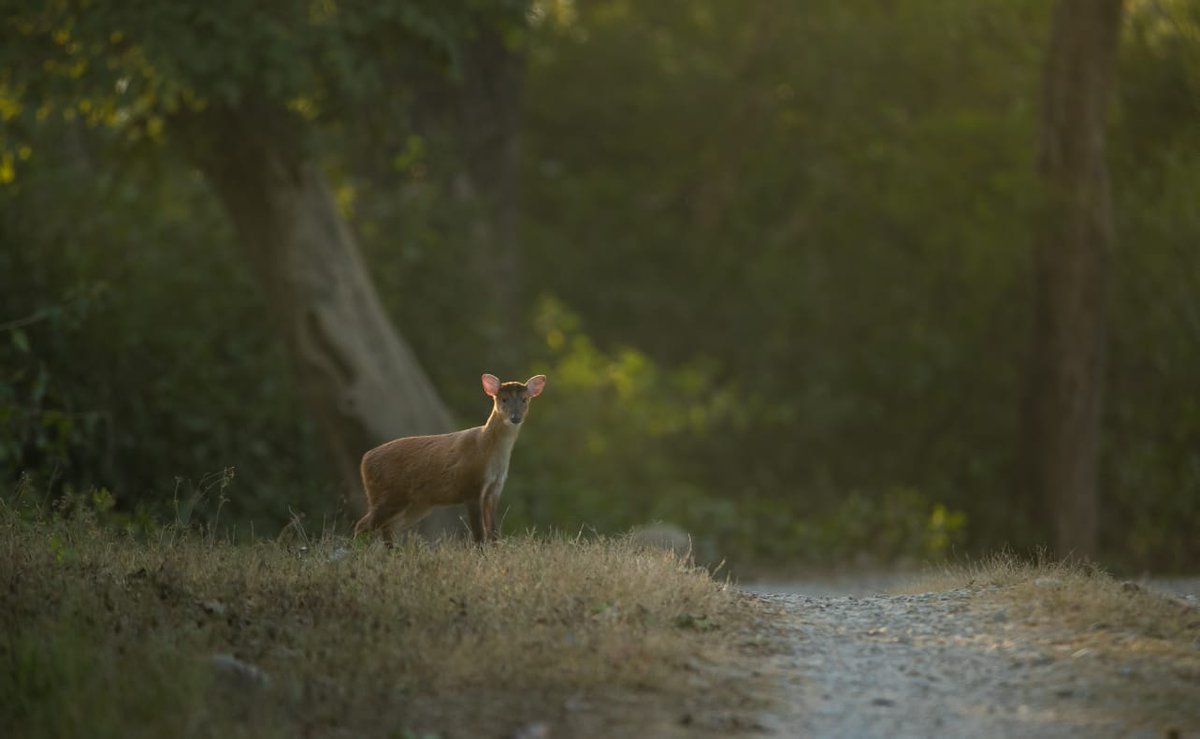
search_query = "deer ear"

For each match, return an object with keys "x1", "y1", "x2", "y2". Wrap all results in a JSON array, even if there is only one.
[
  {"x1": 525, "y1": 375, "x2": 546, "y2": 397},
  {"x1": 482, "y1": 374, "x2": 501, "y2": 397}
]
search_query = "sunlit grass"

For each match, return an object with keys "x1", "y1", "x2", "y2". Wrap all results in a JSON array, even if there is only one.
[{"x1": 0, "y1": 503, "x2": 765, "y2": 738}]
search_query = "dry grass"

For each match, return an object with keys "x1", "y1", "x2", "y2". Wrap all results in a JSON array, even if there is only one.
[
  {"x1": 0, "y1": 505, "x2": 772, "y2": 739},
  {"x1": 904, "y1": 553, "x2": 1200, "y2": 731},
  {"x1": 903, "y1": 553, "x2": 1199, "y2": 642}
]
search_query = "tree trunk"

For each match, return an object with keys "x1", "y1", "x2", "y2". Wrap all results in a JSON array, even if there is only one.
[
  {"x1": 1026, "y1": 0, "x2": 1123, "y2": 558},
  {"x1": 174, "y1": 106, "x2": 455, "y2": 518}
]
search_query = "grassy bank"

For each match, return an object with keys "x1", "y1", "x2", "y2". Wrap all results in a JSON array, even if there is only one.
[{"x1": 0, "y1": 504, "x2": 773, "y2": 738}]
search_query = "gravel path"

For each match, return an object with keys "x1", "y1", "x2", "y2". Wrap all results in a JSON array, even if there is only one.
[{"x1": 740, "y1": 579, "x2": 1200, "y2": 739}]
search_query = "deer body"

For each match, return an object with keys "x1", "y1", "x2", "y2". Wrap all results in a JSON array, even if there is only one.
[{"x1": 354, "y1": 374, "x2": 546, "y2": 544}]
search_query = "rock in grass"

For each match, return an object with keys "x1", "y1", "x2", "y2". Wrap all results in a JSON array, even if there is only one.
[
  {"x1": 208, "y1": 653, "x2": 270, "y2": 689},
  {"x1": 198, "y1": 600, "x2": 227, "y2": 617},
  {"x1": 511, "y1": 720, "x2": 550, "y2": 739},
  {"x1": 328, "y1": 547, "x2": 352, "y2": 563},
  {"x1": 627, "y1": 523, "x2": 693, "y2": 557}
]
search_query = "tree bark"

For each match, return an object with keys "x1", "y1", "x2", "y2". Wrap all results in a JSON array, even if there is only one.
[
  {"x1": 1026, "y1": 0, "x2": 1123, "y2": 558},
  {"x1": 174, "y1": 105, "x2": 455, "y2": 517}
]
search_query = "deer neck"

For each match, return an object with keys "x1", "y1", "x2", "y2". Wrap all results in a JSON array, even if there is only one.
[{"x1": 481, "y1": 409, "x2": 521, "y2": 462}]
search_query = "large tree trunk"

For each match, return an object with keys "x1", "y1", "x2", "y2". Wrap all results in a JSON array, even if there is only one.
[
  {"x1": 174, "y1": 105, "x2": 455, "y2": 521},
  {"x1": 1026, "y1": 0, "x2": 1123, "y2": 558}
]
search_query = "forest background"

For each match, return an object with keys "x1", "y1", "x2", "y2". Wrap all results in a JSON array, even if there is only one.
[{"x1": 2, "y1": 0, "x2": 1197, "y2": 571}]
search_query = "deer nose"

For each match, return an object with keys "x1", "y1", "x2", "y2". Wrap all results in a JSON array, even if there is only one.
[{"x1": 509, "y1": 414, "x2": 522, "y2": 424}]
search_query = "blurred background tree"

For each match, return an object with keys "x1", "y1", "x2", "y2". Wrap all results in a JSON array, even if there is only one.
[
  {"x1": 2, "y1": 0, "x2": 1198, "y2": 571},
  {"x1": 1025, "y1": 0, "x2": 1124, "y2": 559}
]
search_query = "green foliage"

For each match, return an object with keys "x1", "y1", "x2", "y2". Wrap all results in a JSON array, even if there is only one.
[
  {"x1": 1, "y1": 0, "x2": 525, "y2": 120},
  {"x1": 1, "y1": 0, "x2": 1199, "y2": 568},
  {"x1": 519, "y1": 0, "x2": 1044, "y2": 559},
  {"x1": 504, "y1": 297, "x2": 743, "y2": 536},
  {"x1": 0, "y1": 116, "x2": 328, "y2": 527},
  {"x1": 496, "y1": 299, "x2": 968, "y2": 564},
  {"x1": 1104, "y1": 4, "x2": 1200, "y2": 569},
  {"x1": 509, "y1": 0, "x2": 1200, "y2": 569},
  {"x1": 0, "y1": 301, "x2": 102, "y2": 484}
]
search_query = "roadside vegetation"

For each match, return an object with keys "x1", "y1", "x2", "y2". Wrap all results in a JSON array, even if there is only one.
[{"x1": 0, "y1": 497, "x2": 774, "y2": 739}]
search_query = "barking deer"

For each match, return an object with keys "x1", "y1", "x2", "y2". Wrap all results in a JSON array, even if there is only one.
[{"x1": 354, "y1": 373, "x2": 547, "y2": 544}]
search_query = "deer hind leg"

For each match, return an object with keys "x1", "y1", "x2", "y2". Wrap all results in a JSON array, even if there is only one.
[
  {"x1": 377, "y1": 504, "x2": 432, "y2": 546},
  {"x1": 353, "y1": 510, "x2": 375, "y2": 537},
  {"x1": 354, "y1": 488, "x2": 412, "y2": 540}
]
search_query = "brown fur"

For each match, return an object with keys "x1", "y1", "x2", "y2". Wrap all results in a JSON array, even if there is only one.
[{"x1": 354, "y1": 374, "x2": 546, "y2": 544}]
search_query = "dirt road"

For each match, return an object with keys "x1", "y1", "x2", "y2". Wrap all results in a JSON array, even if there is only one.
[{"x1": 739, "y1": 578, "x2": 1199, "y2": 738}]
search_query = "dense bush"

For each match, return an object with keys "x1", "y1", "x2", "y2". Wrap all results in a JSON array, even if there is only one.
[{"x1": 0, "y1": 128, "x2": 329, "y2": 525}]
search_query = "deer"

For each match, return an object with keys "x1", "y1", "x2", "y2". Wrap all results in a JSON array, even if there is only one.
[{"x1": 353, "y1": 373, "x2": 547, "y2": 545}]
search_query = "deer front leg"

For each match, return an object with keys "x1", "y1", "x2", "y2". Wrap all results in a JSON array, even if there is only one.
[
  {"x1": 482, "y1": 483, "x2": 502, "y2": 543},
  {"x1": 466, "y1": 495, "x2": 486, "y2": 544}
]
